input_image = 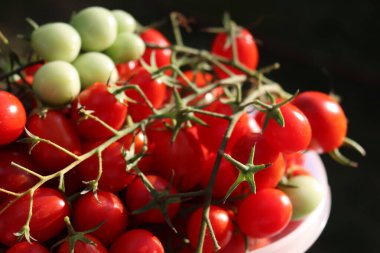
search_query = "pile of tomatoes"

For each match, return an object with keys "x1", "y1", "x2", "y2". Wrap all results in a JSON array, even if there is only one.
[{"x1": 0, "y1": 5, "x2": 359, "y2": 253}]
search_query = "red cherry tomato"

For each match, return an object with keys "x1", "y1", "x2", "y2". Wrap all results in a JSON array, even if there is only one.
[
  {"x1": 125, "y1": 67, "x2": 166, "y2": 122},
  {"x1": 231, "y1": 132, "x2": 285, "y2": 191},
  {"x1": 0, "y1": 146, "x2": 38, "y2": 203},
  {"x1": 0, "y1": 188, "x2": 70, "y2": 246},
  {"x1": 218, "y1": 233, "x2": 246, "y2": 253},
  {"x1": 73, "y1": 191, "x2": 128, "y2": 246},
  {"x1": 125, "y1": 175, "x2": 180, "y2": 223},
  {"x1": 118, "y1": 130, "x2": 145, "y2": 154},
  {"x1": 196, "y1": 100, "x2": 258, "y2": 153},
  {"x1": 71, "y1": 82, "x2": 128, "y2": 141},
  {"x1": 0, "y1": 91, "x2": 26, "y2": 145},
  {"x1": 116, "y1": 60, "x2": 139, "y2": 82},
  {"x1": 177, "y1": 70, "x2": 224, "y2": 105},
  {"x1": 26, "y1": 110, "x2": 82, "y2": 174},
  {"x1": 23, "y1": 63, "x2": 44, "y2": 85},
  {"x1": 110, "y1": 229, "x2": 164, "y2": 253},
  {"x1": 78, "y1": 141, "x2": 135, "y2": 192},
  {"x1": 237, "y1": 188, "x2": 292, "y2": 238},
  {"x1": 147, "y1": 127, "x2": 206, "y2": 191},
  {"x1": 140, "y1": 28, "x2": 171, "y2": 69},
  {"x1": 259, "y1": 103, "x2": 312, "y2": 154},
  {"x1": 5, "y1": 242, "x2": 49, "y2": 253},
  {"x1": 211, "y1": 28, "x2": 259, "y2": 79},
  {"x1": 57, "y1": 234, "x2": 108, "y2": 253},
  {"x1": 292, "y1": 91, "x2": 348, "y2": 152},
  {"x1": 187, "y1": 205, "x2": 233, "y2": 253}
]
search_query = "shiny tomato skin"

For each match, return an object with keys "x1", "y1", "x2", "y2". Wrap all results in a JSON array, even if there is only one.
[
  {"x1": 259, "y1": 103, "x2": 312, "y2": 154},
  {"x1": 125, "y1": 67, "x2": 166, "y2": 122},
  {"x1": 26, "y1": 110, "x2": 82, "y2": 173},
  {"x1": 0, "y1": 91, "x2": 27, "y2": 145},
  {"x1": 0, "y1": 188, "x2": 70, "y2": 246},
  {"x1": 187, "y1": 205, "x2": 233, "y2": 253},
  {"x1": 292, "y1": 91, "x2": 348, "y2": 152},
  {"x1": 78, "y1": 141, "x2": 135, "y2": 192},
  {"x1": 116, "y1": 60, "x2": 139, "y2": 82},
  {"x1": 57, "y1": 234, "x2": 108, "y2": 253},
  {"x1": 71, "y1": 82, "x2": 128, "y2": 141},
  {"x1": 125, "y1": 175, "x2": 180, "y2": 223},
  {"x1": 237, "y1": 188, "x2": 292, "y2": 238},
  {"x1": 73, "y1": 191, "x2": 128, "y2": 246},
  {"x1": 211, "y1": 28, "x2": 259, "y2": 79},
  {"x1": 147, "y1": 128, "x2": 206, "y2": 191},
  {"x1": 0, "y1": 146, "x2": 38, "y2": 203},
  {"x1": 5, "y1": 242, "x2": 49, "y2": 253},
  {"x1": 110, "y1": 229, "x2": 164, "y2": 253},
  {"x1": 140, "y1": 28, "x2": 171, "y2": 69}
]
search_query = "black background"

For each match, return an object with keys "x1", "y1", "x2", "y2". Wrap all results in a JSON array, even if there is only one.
[{"x1": 1, "y1": 0, "x2": 379, "y2": 252}]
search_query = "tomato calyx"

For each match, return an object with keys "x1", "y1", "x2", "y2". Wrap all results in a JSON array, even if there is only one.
[
  {"x1": 54, "y1": 216, "x2": 103, "y2": 253},
  {"x1": 223, "y1": 145, "x2": 272, "y2": 202},
  {"x1": 252, "y1": 90, "x2": 299, "y2": 132}
]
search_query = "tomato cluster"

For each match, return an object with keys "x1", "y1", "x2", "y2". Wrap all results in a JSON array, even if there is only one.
[{"x1": 0, "y1": 5, "x2": 361, "y2": 253}]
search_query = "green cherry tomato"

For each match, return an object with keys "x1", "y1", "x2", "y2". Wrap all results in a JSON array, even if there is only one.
[
  {"x1": 73, "y1": 52, "x2": 118, "y2": 89},
  {"x1": 112, "y1": 10, "x2": 136, "y2": 33},
  {"x1": 105, "y1": 33, "x2": 145, "y2": 63},
  {"x1": 31, "y1": 22, "x2": 81, "y2": 62},
  {"x1": 279, "y1": 175, "x2": 324, "y2": 220},
  {"x1": 71, "y1": 6, "x2": 117, "y2": 51},
  {"x1": 32, "y1": 61, "x2": 81, "y2": 106}
]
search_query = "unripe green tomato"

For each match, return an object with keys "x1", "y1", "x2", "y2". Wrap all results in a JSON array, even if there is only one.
[
  {"x1": 73, "y1": 52, "x2": 119, "y2": 89},
  {"x1": 33, "y1": 61, "x2": 81, "y2": 106},
  {"x1": 104, "y1": 33, "x2": 145, "y2": 63},
  {"x1": 279, "y1": 175, "x2": 324, "y2": 220},
  {"x1": 71, "y1": 6, "x2": 117, "y2": 51},
  {"x1": 31, "y1": 22, "x2": 81, "y2": 62},
  {"x1": 112, "y1": 9, "x2": 136, "y2": 33}
]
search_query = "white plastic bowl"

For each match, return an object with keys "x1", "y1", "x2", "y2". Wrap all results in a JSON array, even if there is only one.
[{"x1": 250, "y1": 151, "x2": 331, "y2": 253}]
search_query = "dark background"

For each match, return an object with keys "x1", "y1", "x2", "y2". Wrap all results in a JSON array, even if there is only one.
[{"x1": 1, "y1": 0, "x2": 379, "y2": 252}]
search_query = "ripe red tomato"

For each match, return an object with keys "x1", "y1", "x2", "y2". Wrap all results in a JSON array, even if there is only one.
[
  {"x1": 116, "y1": 60, "x2": 139, "y2": 82},
  {"x1": 237, "y1": 188, "x2": 292, "y2": 238},
  {"x1": 231, "y1": 133, "x2": 285, "y2": 191},
  {"x1": 292, "y1": 91, "x2": 348, "y2": 152},
  {"x1": 0, "y1": 146, "x2": 38, "y2": 203},
  {"x1": 5, "y1": 242, "x2": 49, "y2": 253},
  {"x1": 110, "y1": 229, "x2": 164, "y2": 253},
  {"x1": 140, "y1": 28, "x2": 171, "y2": 69},
  {"x1": 177, "y1": 70, "x2": 224, "y2": 105},
  {"x1": 57, "y1": 234, "x2": 108, "y2": 253},
  {"x1": 125, "y1": 175, "x2": 180, "y2": 223},
  {"x1": 78, "y1": 141, "x2": 135, "y2": 193},
  {"x1": 118, "y1": 130, "x2": 145, "y2": 154},
  {"x1": 196, "y1": 100, "x2": 259, "y2": 153},
  {"x1": 0, "y1": 91, "x2": 26, "y2": 145},
  {"x1": 218, "y1": 233, "x2": 246, "y2": 253},
  {"x1": 187, "y1": 205, "x2": 233, "y2": 253},
  {"x1": 73, "y1": 191, "x2": 128, "y2": 246},
  {"x1": 147, "y1": 127, "x2": 206, "y2": 191},
  {"x1": 26, "y1": 110, "x2": 82, "y2": 174},
  {"x1": 71, "y1": 82, "x2": 128, "y2": 141},
  {"x1": 259, "y1": 103, "x2": 312, "y2": 154},
  {"x1": 125, "y1": 67, "x2": 166, "y2": 122},
  {"x1": 0, "y1": 188, "x2": 70, "y2": 246},
  {"x1": 211, "y1": 28, "x2": 259, "y2": 79}
]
